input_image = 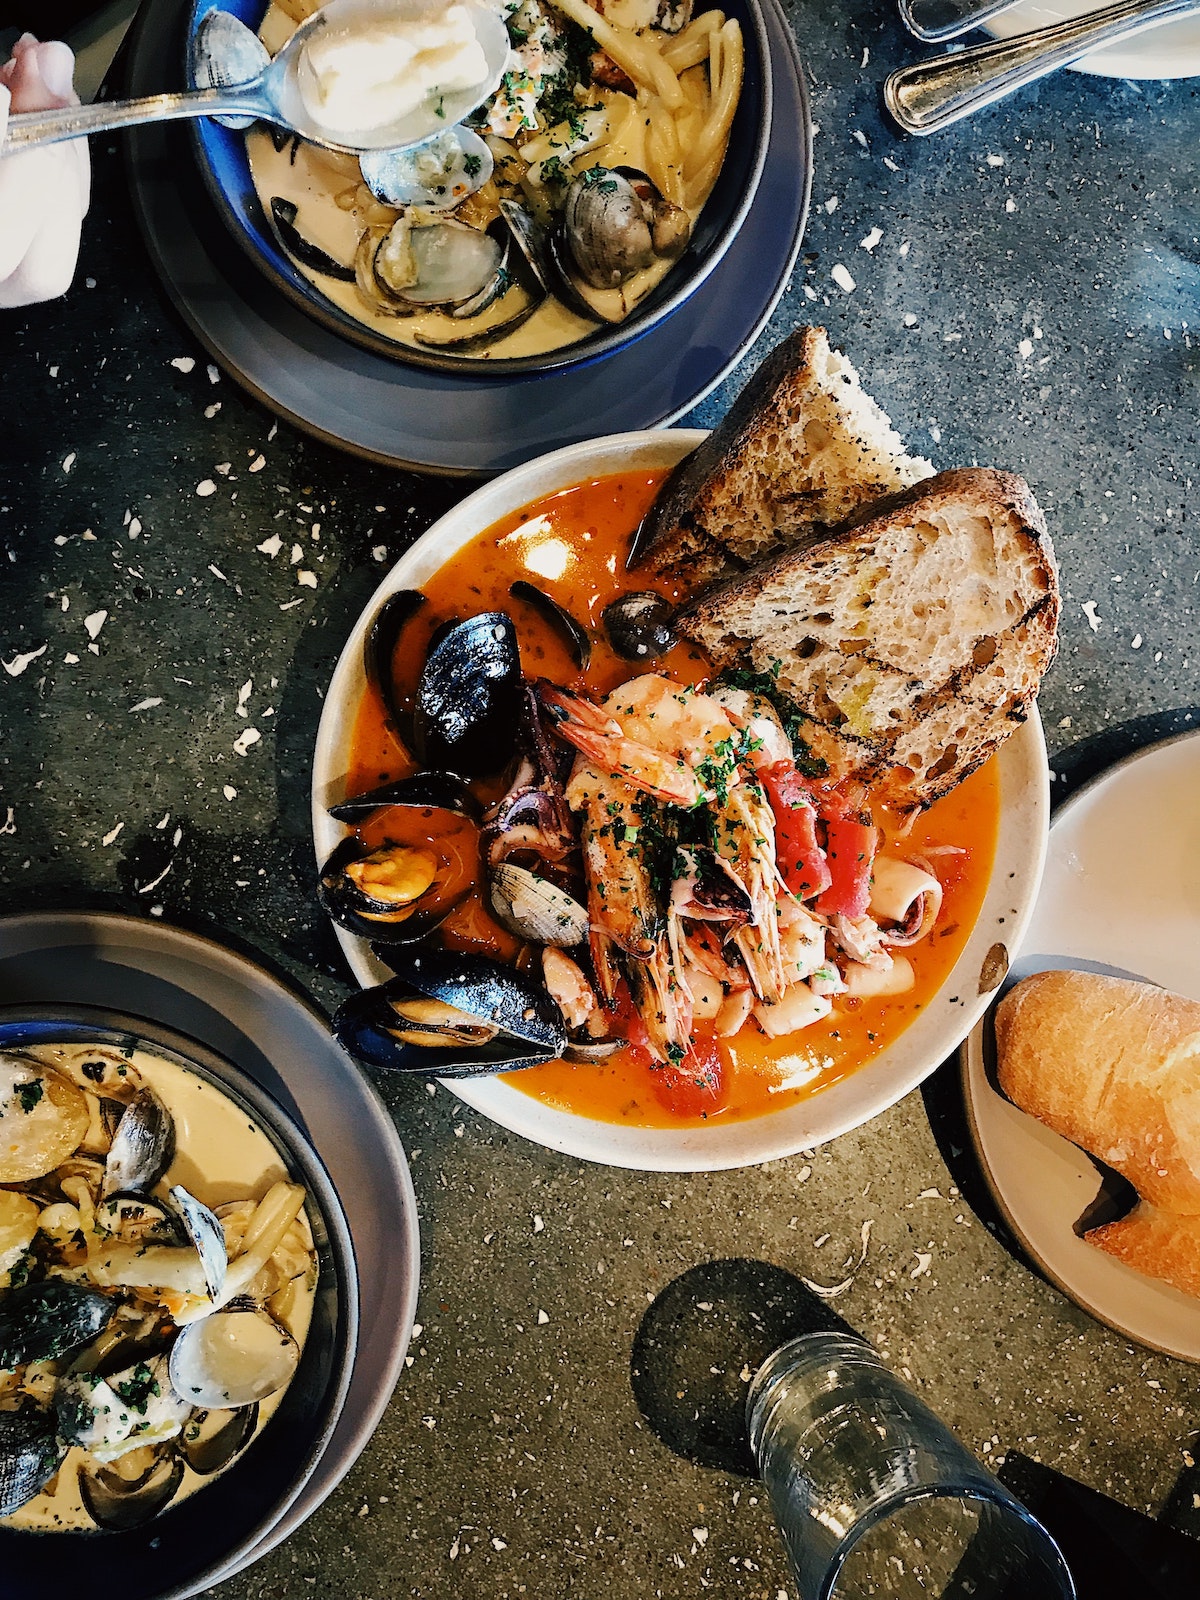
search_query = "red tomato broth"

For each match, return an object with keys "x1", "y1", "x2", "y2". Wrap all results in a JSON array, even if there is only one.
[{"x1": 343, "y1": 472, "x2": 1001, "y2": 1129}]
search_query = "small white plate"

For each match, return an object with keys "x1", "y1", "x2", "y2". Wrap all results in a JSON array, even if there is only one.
[
  {"x1": 984, "y1": 0, "x2": 1200, "y2": 80},
  {"x1": 962, "y1": 729, "x2": 1200, "y2": 1361},
  {"x1": 314, "y1": 429, "x2": 1049, "y2": 1172}
]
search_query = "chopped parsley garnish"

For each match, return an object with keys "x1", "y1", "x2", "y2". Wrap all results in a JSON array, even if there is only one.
[{"x1": 15, "y1": 1079, "x2": 44, "y2": 1114}]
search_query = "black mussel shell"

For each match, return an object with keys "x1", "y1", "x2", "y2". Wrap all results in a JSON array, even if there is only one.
[
  {"x1": 0, "y1": 1398, "x2": 67, "y2": 1517},
  {"x1": 79, "y1": 1449, "x2": 185, "y2": 1532},
  {"x1": 603, "y1": 592, "x2": 676, "y2": 662},
  {"x1": 509, "y1": 581, "x2": 591, "y2": 671},
  {"x1": 95, "y1": 1191, "x2": 187, "y2": 1246},
  {"x1": 414, "y1": 612, "x2": 522, "y2": 779},
  {"x1": 335, "y1": 950, "x2": 566, "y2": 1077},
  {"x1": 178, "y1": 1403, "x2": 259, "y2": 1475},
  {"x1": 365, "y1": 589, "x2": 427, "y2": 742},
  {"x1": 0, "y1": 1280, "x2": 117, "y2": 1369},
  {"x1": 329, "y1": 770, "x2": 483, "y2": 823},
  {"x1": 271, "y1": 197, "x2": 356, "y2": 282},
  {"x1": 319, "y1": 834, "x2": 469, "y2": 946}
]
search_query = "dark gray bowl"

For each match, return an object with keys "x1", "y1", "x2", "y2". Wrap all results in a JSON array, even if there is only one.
[
  {"x1": 0, "y1": 1005, "x2": 359, "y2": 1600},
  {"x1": 185, "y1": 0, "x2": 773, "y2": 377}
]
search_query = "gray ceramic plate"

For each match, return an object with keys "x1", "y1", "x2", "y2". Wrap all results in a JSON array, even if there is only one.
[
  {"x1": 0, "y1": 910, "x2": 420, "y2": 1577},
  {"x1": 962, "y1": 730, "x2": 1200, "y2": 1361}
]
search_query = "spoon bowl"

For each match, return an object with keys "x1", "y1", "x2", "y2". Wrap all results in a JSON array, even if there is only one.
[{"x1": 4, "y1": 0, "x2": 510, "y2": 156}]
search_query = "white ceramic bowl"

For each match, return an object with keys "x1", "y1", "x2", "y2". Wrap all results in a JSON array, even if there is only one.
[{"x1": 313, "y1": 431, "x2": 1049, "y2": 1171}]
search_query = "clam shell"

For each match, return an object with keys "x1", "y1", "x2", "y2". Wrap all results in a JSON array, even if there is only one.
[{"x1": 490, "y1": 864, "x2": 589, "y2": 948}]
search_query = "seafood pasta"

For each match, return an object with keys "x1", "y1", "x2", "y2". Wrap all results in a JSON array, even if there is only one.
[
  {"x1": 248, "y1": 0, "x2": 745, "y2": 357},
  {"x1": 325, "y1": 471, "x2": 1000, "y2": 1127},
  {"x1": 0, "y1": 1040, "x2": 316, "y2": 1531}
]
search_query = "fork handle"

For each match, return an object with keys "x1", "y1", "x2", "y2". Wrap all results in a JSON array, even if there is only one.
[
  {"x1": 886, "y1": 0, "x2": 1200, "y2": 134},
  {"x1": 899, "y1": 0, "x2": 1029, "y2": 42}
]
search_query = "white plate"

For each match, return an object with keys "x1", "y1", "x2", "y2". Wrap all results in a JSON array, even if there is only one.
[
  {"x1": 0, "y1": 911, "x2": 420, "y2": 1583},
  {"x1": 962, "y1": 730, "x2": 1200, "y2": 1361},
  {"x1": 314, "y1": 429, "x2": 1049, "y2": 1172},
  {"x1": 984, "y1": 0, "x2": 1200, "y2": 80}
]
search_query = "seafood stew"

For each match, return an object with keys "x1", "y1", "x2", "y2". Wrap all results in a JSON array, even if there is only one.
[
  {"x1": 0, "y1": 1010, "x2": 352, "y2": 1579},
  {"x1": 190, "y1": 0, "x2": 766, "y2": 369},
  {"x1": 323, "y1": 469, "x2": 1001, "y2": 1129}
]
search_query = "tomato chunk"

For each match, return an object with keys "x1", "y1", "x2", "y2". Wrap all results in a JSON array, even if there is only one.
[
  {"x1": 648, "y1": 1030, "x2": 726, "y2": 1119},
  {"x1": 816, "y1": 818, "x2": 879, "y2": 918},
  {"x1": 760, "y1": 761, "x2": 832, "y2": 900}
]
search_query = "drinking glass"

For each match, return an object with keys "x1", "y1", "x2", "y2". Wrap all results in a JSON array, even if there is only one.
[{"x1": 747, "y1": 1333, "x2": 1075, "y2": 1600}]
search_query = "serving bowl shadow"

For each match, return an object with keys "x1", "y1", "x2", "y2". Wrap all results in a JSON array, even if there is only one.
[
  {"x1": 185, "y1": 0, "x2": 772, "y2": 377},
  {"x1": 0, "y1": 1005, "x2": 359, "y2": 1600},
  {"x1": 312, "y1": 429, "x2": 1050, "y2": 1172}
]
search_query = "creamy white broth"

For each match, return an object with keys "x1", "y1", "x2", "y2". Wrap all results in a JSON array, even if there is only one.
[
  {"x1": 0, "y1": 1042, "x2": 316, "y2": 1534},
  {"x1": 247, "y1": 3, "x2": 719, "y2": 359}
]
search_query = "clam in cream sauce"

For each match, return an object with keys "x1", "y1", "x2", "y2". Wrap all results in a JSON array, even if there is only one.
[
  {"x1": 0, "y1": 1042, "x2": 317, "y2": 1533},
  {"x1": 246, "y1": 4, "x2": 715, "y2": 359}
]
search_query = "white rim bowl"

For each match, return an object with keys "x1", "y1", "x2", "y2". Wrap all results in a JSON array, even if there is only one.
[{"x1": 313, "y1": 430, "x2": 1050, "y2": 1171}]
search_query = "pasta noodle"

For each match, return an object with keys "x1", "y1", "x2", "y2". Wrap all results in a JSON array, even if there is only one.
[
  {"x1": 660, "y1": 10, "x2": 727, "y2": 73},
  {"x1": 548, "y1": 0, "x2": 686, "y2": 108}
]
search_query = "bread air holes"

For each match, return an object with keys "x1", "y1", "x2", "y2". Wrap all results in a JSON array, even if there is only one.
[
  {"x1": 796, "y1": 637, "x2": 823, "y2": 661},
  {"x1": 972, "y1": 637, "x2": 998, "y2": 668},
  {"x1": 927, "y1": 742, "x2": 960, "y2": 782}
]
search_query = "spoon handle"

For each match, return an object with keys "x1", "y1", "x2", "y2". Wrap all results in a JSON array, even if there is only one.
[
  {"x1": 898, "y1": 0, "x2": 1028, "y2": 42},
  {"x1": 3, "y1": 87, "x2": 264, "y2": 152},
  {"x1": 885, "y1": 0, "x2": 1200, "y2": 134}
]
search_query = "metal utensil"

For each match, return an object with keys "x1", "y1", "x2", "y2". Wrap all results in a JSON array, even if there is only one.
[
  {"x1": 2, "y1": 0, "x2": 510, "y2": 156},
  {"x1": 899, "y1": 0, "x2": 1029, "y2": 42},
  {"x1": 886, "y1": 0, "x2": 1200, "y2": 134}
]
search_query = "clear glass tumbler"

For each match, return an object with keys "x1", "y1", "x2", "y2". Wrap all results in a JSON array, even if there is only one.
[{"x1": 747, "y1": 1333, "x2": 1076, "y2": 1600}]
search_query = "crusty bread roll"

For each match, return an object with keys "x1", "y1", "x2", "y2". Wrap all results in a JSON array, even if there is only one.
[
  {"x1": 1086, "y1": 1205, "x2": 1200, "y2": 1299},
  {"x1": 995, "y1": 968, "x2": 1200, "y2": 1217}
]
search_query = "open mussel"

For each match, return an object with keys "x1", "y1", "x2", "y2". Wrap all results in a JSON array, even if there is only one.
[
  {"x1": 364, "y1": 588, "x2": 426, "y2": 742},
  {"x1": 414, "y1": 612, "x2": 522, "y2": 778},
  {"x1": 270, "y1": 197, "x2": 356, "y2": 283},
  {"x1": 328, "y1": 770, "x2": 482, "y2": 824},
  {"x1": 178, "y1": 1403, "x2": 259, "y2": 1476},
  {"x1": 78, "y1": 1446, "x2": 186, "y2": 1532},
  {"x1": 509, "y1": 582, "x2": 591, "y2": 671},
  {"x1": 335, "y1": 949, "x2": 566, "y2": 1077},
  {"x1": 319, "y1": 834, "x2": 471, "y2": 946},
  {"x1": 0, "y1": 1280, "x2": 116, "y2": 1368},
  {"x1": 0, "y1": 1398, "x2": 67, "y2": 1517}
]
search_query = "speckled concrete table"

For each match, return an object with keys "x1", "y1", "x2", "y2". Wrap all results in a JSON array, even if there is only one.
[{"x1": 2, "y1": 3, "x2": 1199, "y2": 1595}]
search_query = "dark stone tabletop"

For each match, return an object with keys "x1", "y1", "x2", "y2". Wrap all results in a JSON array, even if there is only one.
[{"x1": 1, "y1": 2, "x2": 1198, "y2": 1594}]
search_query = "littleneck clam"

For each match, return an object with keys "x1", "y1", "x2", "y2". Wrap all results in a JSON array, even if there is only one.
[
  {"x1": 359, "y1": 126, "x2": 494, "y2": 210},
  {"x1": 169, "y1": 1308, "x2": 300, "y2": 1410},
  {"x1": 334, "y1": 949, "x2": 567, "y2": 1076},
  {"x1": 101, "y1": 1086, "x2": 176, "y2": 1198},
  {"x1": 562, "y1": 167, "x2": 691, "y2": 293},
  {"x1": 490, "y1": 863, "x2": 589, "y2": 948}
]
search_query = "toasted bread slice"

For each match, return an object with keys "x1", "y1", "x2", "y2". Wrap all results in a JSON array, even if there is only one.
[
  {"x1": 631, "y1": 326, "x2": 934, "y2": 589},
  {"x1": 677, "y1": 468, "x2": 1059, "y2": 810}
]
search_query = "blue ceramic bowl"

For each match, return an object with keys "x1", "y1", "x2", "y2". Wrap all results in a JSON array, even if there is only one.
[
  {"x1": 185, "y1": 0, "x2": 772, "y2": 376},
  {"x1": 0, "y1": 1006, "x2": 358, "y2": 1600}
]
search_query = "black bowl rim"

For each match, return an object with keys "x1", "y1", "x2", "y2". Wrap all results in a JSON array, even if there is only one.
[
  {"x1": 183, "y1": 0, "x2": 774, "y2": 379},
  {"x1": 0, "y1": 1002, "x2": 359, "y2": 1597}
]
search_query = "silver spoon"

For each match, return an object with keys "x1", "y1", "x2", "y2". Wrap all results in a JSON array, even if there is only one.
[
  {"x1": 2, "y1": 0, "x2": 511, "y2": 156},
  {"x1": 885, "y1": 0, "x2": 1200, "y2": 134}
]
